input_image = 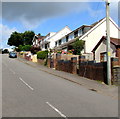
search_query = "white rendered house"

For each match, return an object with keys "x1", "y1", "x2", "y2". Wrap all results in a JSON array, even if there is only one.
[
  {"x1": 40, "y1": 32, "x2": 56, "y2": 51},
  {"x1": 55, "y1": 17, "x2": 120, "y2": 60},
  {"x1": 40, "y1": 26, "x2": 72, "y2": 51}
]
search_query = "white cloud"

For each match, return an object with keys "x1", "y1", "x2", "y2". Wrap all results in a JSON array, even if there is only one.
[
  {"x1": 87, "y1": 1, "x2": 119, "y2": 25},
  {"x1": 0, "y1": 24, "x2": 18, "y2": 48},
  {"x1": 2, "y1": 2, "x2": 89, "y2": 29},
  {"x1": 87, "y1": 6, "x2": 105, "y2": 19}
]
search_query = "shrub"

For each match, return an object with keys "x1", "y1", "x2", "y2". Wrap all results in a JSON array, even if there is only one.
[
  {"x1": 37, "y1": 50, "x2": 48, "y2": 59},
  {"x1": 17, "y1": 45, "x2": 32, "y2": 51},
  {"x1": 72, "y1": 38, "x2": 85, "y2": 55},
  {"x1": 22, "y1": 45, "x2": 32, "y2": 51}
]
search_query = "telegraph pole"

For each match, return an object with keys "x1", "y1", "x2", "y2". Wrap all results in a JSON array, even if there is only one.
[{"x1": 106, "y1": 0, "x2": 111, "y2": 85}]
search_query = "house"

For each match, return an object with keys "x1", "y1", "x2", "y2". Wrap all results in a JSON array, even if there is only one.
[
  {"x1": 40, "y1": 26, "x2": 72, "y2": 51},
  {"x1": 32, "y1": 34, "x2": 45, "y2": 49},
  {"x1": 54, "y1": 25, "x2": 92, "y2": 51},
  {"x1": 92, "y1": 36, "x2": 120, "y2": 64},
  {"x1": 55, "y1": 17, "x2": 120, "y2": 60},
  {"x1": 40, "y1": 32, "x2": 56, "y2": 51}
]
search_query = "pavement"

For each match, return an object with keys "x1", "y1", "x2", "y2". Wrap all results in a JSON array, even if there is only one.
[{"x1": 17, "y1": 57, "x2": 118, "y2": 99}]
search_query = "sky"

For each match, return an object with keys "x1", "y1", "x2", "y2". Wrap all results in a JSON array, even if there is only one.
[{"x1": 0, "y1": 0, "x2": 119, "y2": 49}]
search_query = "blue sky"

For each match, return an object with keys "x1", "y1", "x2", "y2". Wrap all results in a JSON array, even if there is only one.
[{"x1": 1, "y1": 1, "x2": 119, "y2": 48}]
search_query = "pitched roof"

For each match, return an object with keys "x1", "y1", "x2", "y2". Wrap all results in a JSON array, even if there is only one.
[
  {"x1": 92, "y1": 36, "x2": 120, "y2": 52},
  {"x1": 46, "y1": 26, "x2": 71, "y2": 41},
  {"x1": 110, "y1": 37, "x2": 120, "y2": 46},
  {"x1": 91, "y1": 18, "x2": 105, "y2": 27},
  {"x1": 55, "y1": 18, "x2": 106, "y2": 50}
]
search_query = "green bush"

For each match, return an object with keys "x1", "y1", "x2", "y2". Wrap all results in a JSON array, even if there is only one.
[
  {"x1": 72, "y1": 38, "x2": 85, "y2": 55},
  {"x1": 37, "y1": 50, "x2": 48, "y2": 59},
  {"x1": 22, "y1": 45, "x2": 32, "y2": 51},
  {"x1": 17, "y1": 45, "x2": 32, "y2": 51}
]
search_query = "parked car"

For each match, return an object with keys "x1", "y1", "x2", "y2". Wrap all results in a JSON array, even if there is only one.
[{"x1": 9, "y1": 52, "x2": 17, "y2": 58}]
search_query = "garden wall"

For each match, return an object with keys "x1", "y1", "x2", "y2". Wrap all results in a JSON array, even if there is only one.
[
  {"x1": 37, "y1": 59, "x2": 45, "y2": 65},
  {"x1": 79, "y1": 61, "x2": 107, "y2": 84},
  {"x1": 55, "y1": 57, "x2": 77, "y2": 74}
]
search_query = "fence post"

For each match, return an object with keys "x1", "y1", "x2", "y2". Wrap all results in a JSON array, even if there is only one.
[
  {"x1": 47, "y1": 58, "x2": 51, "y2": 68},
  {"x1": 71, "y1": 57, "x2": 77, "y2": 74}
]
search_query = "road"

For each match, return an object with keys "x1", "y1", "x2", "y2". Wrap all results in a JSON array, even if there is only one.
[{"x1": 2, "y1": 54, "x2": 118, "y2": 117}]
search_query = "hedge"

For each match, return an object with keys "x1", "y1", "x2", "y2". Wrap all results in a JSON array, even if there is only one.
[
  {"x1": 37, "y1": 50, "x2": 48, "y2": 59},
  {"x1": 17, "y1": 45, "x2": 32, "y2": 51}
]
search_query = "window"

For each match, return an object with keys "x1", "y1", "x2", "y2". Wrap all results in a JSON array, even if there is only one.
[
  {"x1": 45, "y1": 44, "x2": 47, "y2": 49},
  {"x1": 55, "y1": 41, "x2": 57, "y2": 47},
  {"x1": 47, "y1": 43, "x2": 50, "y2": 48},
  {"x1": 74, "y1": 30, "x2": 78, "y2": 38},
  {"x1": 100, "y1": 52, "x2": 107, "y2": 62},
  {"x1": 79, "y1": 29, "x2": 82, "y2": 36},
  {"x1": 66, "y1": 36, "x2": 68, "y2": 42},
  {"x1": 59, "y1": 39, "x2": 62, "y2": 45}
]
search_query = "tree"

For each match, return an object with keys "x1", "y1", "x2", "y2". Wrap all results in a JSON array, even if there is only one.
[
  {"x1": 7, "y1": 31, "x2": 35, "y2": 47},
  {"x1": 16, "y1": 45, "x2": 23, "y2": 52},
  {"x1": 72, "y1": 38, "x2": 85, "y2": 55},
  {"x1": 7, "y1": 31, "x2": 23, "y2": 47},
  {"x1": 23, "y1": 31, "x2": 35, "y2": 45}
]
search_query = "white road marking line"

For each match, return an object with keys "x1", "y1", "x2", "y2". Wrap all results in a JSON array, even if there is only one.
[
  {"x1": 19, "y1": 77, "x2": 34, "y2": 91},
  {"x1": 46, "y1": 102, "x2": 67, "y2": 119},
  {"x1": 9, "y1": 68, "x2": 15, "y2": 74}
]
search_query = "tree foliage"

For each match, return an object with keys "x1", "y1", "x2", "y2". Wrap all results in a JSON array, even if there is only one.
[
  {"x1": 72, "y1": 38, "x2": 85, "y2": 55},
  {"x1": 7, "y1": 31, "x2": 35, "y2": 47},
  {"x1": 23, "y1": 31, "x2": 35, "y2": 45},
  {"x1": 16, "y1": 45, "x2": 32, "y2": 52},
  {"x1": 7, "y1": 31, "x2": 23, "y2": 47}
]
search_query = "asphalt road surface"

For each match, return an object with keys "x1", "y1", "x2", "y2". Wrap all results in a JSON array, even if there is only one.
[{"x1": 2, "y1": 54, "x2": 118, "y2": 117}]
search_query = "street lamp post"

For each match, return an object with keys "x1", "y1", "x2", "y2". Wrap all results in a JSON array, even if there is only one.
[{"x1": 106, "y1": 0, "x2": 111, "y2": 85}]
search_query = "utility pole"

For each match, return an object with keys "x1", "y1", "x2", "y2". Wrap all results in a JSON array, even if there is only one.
[{"x1": 106, "y1": 0, "x2": 111, "y2": 85}]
